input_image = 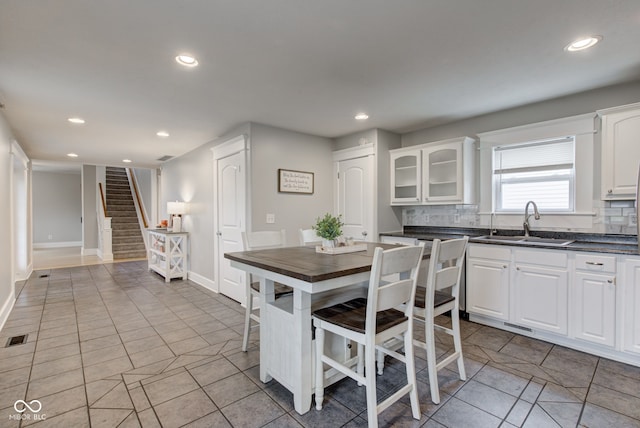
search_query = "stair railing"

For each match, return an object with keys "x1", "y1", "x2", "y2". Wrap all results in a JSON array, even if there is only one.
[
  {"x1": 126, "y1": 168, "x2": 150, "y2": 251},
  {"x1": 97, "y1": 182, "x2": 114, "y2": 261}
]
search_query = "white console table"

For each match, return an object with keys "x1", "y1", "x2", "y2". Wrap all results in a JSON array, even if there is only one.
[{"x1": 148, "y1": 229, "x2": 188, "y2": 282}]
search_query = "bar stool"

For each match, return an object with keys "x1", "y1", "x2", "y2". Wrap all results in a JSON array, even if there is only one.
[
  {"x1": 241, "y1": 230, "x2": 291, "y2": 352},
  {"x1": 413, "y1": 236, "x2": 468, "y2": 404},
  {"x1": 312, "y1": 245, "x2": 424, "y2": 427}
]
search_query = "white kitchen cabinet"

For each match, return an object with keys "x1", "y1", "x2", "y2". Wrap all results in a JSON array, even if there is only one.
[
  {"x1": 466, "y1": 244, "x2": 510, "y2": 321},
  {"x1": 422, "y1": 138, "x2": 474, "y2": 204},
  {"x1": 390, "y1": 136, "x2": 475, "y2": 205},
  {"x1": 390, "y1": 149, "x2": 421, "y2": 204},
  {"x1": 513, "y1": 250, "x2": 568, "y2": 335},
  {"x1": 624, "y1": 257, "x2": 640, "y2": 355},
  {"x1": 148, "y1": 229, "x2": 188, "y2": 282},
  {"x1": 598, "y1": 103, "x2": 640, "y2": 199},
  {"x1": 572, "y1": 254, "x2": 616, "y2": 347}
]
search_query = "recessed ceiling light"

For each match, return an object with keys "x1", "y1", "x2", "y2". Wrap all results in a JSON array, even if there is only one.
[
  {"x1": 565, "y1": 35, "x2": 602, "y2": 52},
  {"x1": 67, "y1": 153, "x2": 78, "y2": 158},
  {"x1": 355, "y1": 113, "x2": 369, "y2": 120},
  {"x1": 175, "y1": 54, "x2": 198, "y2": 67},
  {"x1": 122, "y1": 159, "x2": 132, "y2": 163},
  {"x1": 68, "y1": 117, "x2": 85, "y2": 124},
  {"x1": 156, "y1": 131, "x2": 170, "y2": 137}
]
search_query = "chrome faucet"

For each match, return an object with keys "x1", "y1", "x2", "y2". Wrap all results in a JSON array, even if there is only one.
[
  {"x1": 523, "y1": 201, "x2": 540, "y2": 237},
  {"x1": 490, "y1": 212, "x2": 497, "y2": 236}
]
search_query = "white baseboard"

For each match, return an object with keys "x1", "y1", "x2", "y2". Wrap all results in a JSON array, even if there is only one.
[
  {"x1": 0, "y1": 289, "x2": 16, "y2": 333},
  {"x1": 188, "y1": 271, "x2": 217, "y2": 293},
  {"x1": 33, "y1": 241, "x2": 83, "y2": 249},
  {"x1": 97, "y1": 249, "x2": 113, "y2": 262},
  {"x1": 14, "y1": 266, "x2": 32, "y2": 282},
  {"x1": 81, "y1": 248, "x2": 98, "y2": 256}
]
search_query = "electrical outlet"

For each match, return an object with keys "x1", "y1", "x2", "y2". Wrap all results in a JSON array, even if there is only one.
[
  {"x1": 48, "y1": 234, "x2": 53, "y2": 240},
  {"x1": 454, "y1": 213, "x2": 460, "y2": 224},
  {"x1": 266, "y1": 213, "x2": 275, "y2": 224},
  {"x1": 630, "y1": 214, "x2": 637, "y2": 226}
]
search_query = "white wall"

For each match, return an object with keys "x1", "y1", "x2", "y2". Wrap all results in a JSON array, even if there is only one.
[
  {"x1": 32, "y1": 171, "x2": 82, "y2": 245},
  {"x1": 0, "y1": 112, "x2": 18, "y2": 328}
]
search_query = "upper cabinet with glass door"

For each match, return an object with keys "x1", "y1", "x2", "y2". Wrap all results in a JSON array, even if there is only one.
[
  {"x1": 390, "y1": 149, "x2": 422, "y2": 203},
  {"x1": 390, "y1": 136, "x2": 475, "y2": 205}
]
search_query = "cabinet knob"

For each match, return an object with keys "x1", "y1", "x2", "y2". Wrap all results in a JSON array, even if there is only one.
[
  {"x1": 216, "y1": 231, "x2": 222, "y2": 236},
  {"x1": 608, "y1": 189, "x2": 613, "y2": 194},
  {"x1": 516, "y1": 267, "x2": 520, "y2": 271},
  {"x1": 503, "y1": 265, "x2": 508, "y2": 269},
  {"x1": 608, "y1": 279, "x2": 614, "y2": 284},
  {"x1": 362, "y1": 231, "x2": 368, "y2": 237}
]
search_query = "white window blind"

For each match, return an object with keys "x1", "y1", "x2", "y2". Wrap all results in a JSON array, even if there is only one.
[{"x1": 493, "y1": 137, "x2": 575, "y2": 212}]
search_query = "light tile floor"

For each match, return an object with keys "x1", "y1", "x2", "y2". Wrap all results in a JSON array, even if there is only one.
[{"x1": 1, "y1": 261, "x2": 640, "y2": 427}]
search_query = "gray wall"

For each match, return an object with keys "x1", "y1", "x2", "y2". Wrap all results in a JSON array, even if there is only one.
[
  {"x1": 133, "y1": 168, "x2": 153, "y2": 224},
  {"x1": 160, "y1": 122, "x2": 334, "y2": 284},
  {"x1": 33, "y1": 171, "x2": 82, "y2": 244},
  {"x1": 333, "y1": 128, "x2": 403, "y2": 234},
  {"x1": 0, "y1": 112, "x2": 16, "y2": 323},
  {"x1": 249, "y1": 123, "x2": 334, "y2": 237},
  {"x1": 82, "y1": 165, "x2": 98, "y2": 250},
  {"x1": 160, "y1": 123, "x2": 250, "y2": 282},
  {"x1": 402, "y1": 80, "x2": 640, "y2": 146},
  {"x1": 399, "y1": 80, "x2": 640, "y2": 234}
]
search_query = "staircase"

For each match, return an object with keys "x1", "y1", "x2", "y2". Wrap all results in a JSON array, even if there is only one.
[{"x1": 106, "y1": 167, "x2": 147, "y2": 260}]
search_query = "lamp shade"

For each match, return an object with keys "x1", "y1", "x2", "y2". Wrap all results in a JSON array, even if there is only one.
[{"x1": 167, "y1": 201, "x2": 187, "y2": 215}]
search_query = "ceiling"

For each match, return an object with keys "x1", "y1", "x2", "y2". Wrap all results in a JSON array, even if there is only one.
[{"x1": 1, "y1": 1, "x2": 639, "y2": 168}]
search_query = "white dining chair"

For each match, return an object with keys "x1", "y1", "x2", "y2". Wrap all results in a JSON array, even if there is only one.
[
  {"x1": 376, "y1": 236, "x2": 468, "y2": 404},
  {"x1": 312, "y1": 245, "x2": 424, "y2": 427},
  {"x1": 413, "y1": 236, "x2": 468, "y2": 404},
  {"x1": 299, "y1": 228, "x2": 322, "y2": 246},
  {"x1": 241, "y1": 229, "x2": 291, "y2": 352}
]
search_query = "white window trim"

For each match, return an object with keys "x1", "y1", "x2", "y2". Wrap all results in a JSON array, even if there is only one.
[
  {"x1": 493, "y1": 136, "x2": 576, "y2": 213},
  {"x1": 477, "y1": 113, "x2": 596, "y2": 230}
]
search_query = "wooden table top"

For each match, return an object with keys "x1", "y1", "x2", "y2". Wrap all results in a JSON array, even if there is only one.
[{"x1": 224, "y1": 242, "x2": 430, "y2": 283}]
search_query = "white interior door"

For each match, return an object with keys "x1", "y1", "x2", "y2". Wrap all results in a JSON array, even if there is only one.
[
  {"x1": 336, "y1": 155, "x2": 374, "y2": 242},
  {"x1": 214, "y1": 139, "x2": 247, "y2": 305}
]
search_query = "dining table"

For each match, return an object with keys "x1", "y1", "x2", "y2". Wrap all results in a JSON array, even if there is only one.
[{"x1": 224, "y1": 242, "x2": 431, "y2": 414}]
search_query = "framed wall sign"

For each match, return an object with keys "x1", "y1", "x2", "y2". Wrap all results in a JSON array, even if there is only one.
[{"x1": 278, "y1": 169, "x2": 314, "y2": 194}]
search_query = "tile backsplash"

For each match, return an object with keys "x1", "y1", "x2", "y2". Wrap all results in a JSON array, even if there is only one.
[{"x1": 403, "y1": 200, "x2": 637, "y2": 235}]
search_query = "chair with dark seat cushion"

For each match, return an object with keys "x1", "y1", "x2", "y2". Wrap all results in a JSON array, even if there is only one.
[{"x1": 312, "y1": 245, "x2": 424, "y2": 428}]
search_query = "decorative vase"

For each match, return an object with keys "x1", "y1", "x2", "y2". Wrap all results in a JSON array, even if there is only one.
[{"x1": 322, "y1": 239, "x2": 336, "y2": 249}]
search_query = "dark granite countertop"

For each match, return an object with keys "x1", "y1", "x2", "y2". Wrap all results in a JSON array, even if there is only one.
[{"x1": 380, "y1": 226, "x2": 640, "y2": 255}]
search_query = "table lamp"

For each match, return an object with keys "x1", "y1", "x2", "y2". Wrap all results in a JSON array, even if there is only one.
[{"x1": 167, "y1": 201, "x2": 187, "y2": 232}]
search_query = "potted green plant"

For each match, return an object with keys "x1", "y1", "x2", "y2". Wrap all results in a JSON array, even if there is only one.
[{"x1": 313, "y1": 213, "x2": 344, "y2": 248}]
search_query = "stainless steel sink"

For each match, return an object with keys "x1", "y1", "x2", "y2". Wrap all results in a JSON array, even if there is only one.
[{"x1": 475, "y1": 235, "x2": 574, "y2": 246}]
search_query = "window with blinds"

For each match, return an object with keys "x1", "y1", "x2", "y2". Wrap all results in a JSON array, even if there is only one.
[{"x1": 493, "y1": 137, "x2": 575, "y2": 212}]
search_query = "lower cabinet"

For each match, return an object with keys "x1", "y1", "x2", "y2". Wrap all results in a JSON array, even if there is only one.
[
  {"x1": 572, "y1": 253, "x2": 617, "y2": 347},
  {"x1": 511, "y1": 249, "x2": 568, "y2": 335},
  {"x1": 466, "y1": 243, "x2": 640, "y2": 366},
  {"x1": 624, "y1": 258, "x2": 640, "y2": 354},
  {"x1": 514, "y1": 263, "x2": 568, "y2": 335},
  {"x1": 467, "y1": 253, "x2": 510, "y2": 321}
]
